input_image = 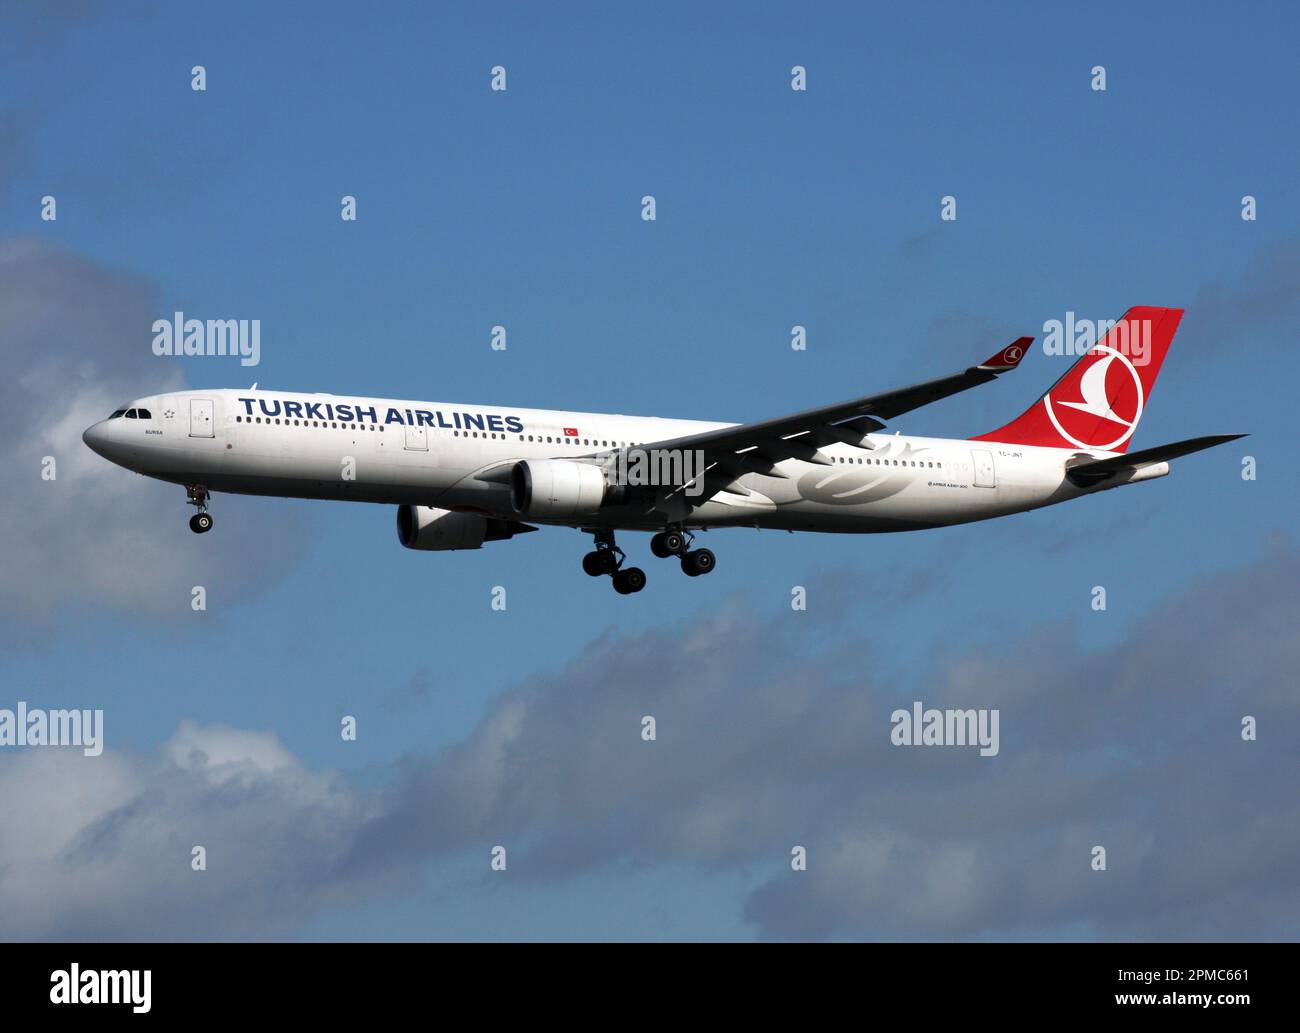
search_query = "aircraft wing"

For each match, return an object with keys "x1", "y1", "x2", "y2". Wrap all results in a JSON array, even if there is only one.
[{"x1": 640, "y1": 337, "x2": 1033, "y2": 488}]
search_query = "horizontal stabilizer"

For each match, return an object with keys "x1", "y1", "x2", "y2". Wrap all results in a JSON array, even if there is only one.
[{"x1": 1066, "y1": 434, "x2": 1246, "y2": 486}]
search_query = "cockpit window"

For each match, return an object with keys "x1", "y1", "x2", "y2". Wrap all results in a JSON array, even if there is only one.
[
  {"x1": 136, "y1": 408, "x2": 152, "y2": 419},
  {"x1": 125, "y1": 409, "x2": 138, "y2": 419},
  {"x1": 109, "y1": 409, "x2": 127, "y2": 419}
]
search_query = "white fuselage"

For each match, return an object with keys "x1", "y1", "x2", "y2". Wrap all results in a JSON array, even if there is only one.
[{"x1": 83, "y1": 388, "x2": 1164, "y2": 534}]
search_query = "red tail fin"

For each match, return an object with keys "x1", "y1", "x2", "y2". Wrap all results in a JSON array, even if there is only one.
[{"x1": 972, "y1": 306, "x2": 1183, "y2": 453}]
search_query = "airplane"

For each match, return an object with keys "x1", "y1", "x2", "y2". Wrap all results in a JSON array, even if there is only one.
[{"x1": 82, "y1": 306, "x2": 1243, "y2": 594}]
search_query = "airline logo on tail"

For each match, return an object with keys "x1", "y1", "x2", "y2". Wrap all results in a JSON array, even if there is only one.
[
  {"x1": 1046, "y1": 344, "x2": 1145, "y2": 451},
  {"x1": 973, "y1": 306, "x2": 1182, "y2": 454}
]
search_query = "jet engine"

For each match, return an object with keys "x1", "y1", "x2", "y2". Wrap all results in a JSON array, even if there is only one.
[
  {"x1": 509, "y1": 458, "x2": 618, "y2": 519},
  {"x1": 396, "y1": 505, "x2": 535, "y2": 551}
]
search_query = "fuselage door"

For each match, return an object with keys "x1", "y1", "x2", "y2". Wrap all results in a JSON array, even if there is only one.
[
  {"x1": 971, "y1": 448, "x2": 996, "y2": 488},
  {"x1": 189, "y1": 398, "x2": 215, "y2": 438},
  {"x1": 404, "y1": 422, "x2": 428, "y2": 451}
]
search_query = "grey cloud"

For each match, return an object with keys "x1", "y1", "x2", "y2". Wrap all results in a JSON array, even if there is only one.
[
  {"x1": 918, "y1": 237, "x2": 1300, "y2": 376},
  {"x1": 0, "y1": 108, "x2": 35, "y2": 197},
  {"x1": 0, "y1": 3, "x2": 102, "y2": 195},
  {"x1": 1181, "y1": 238, "x2": 1300, "y2": 354},
  {"x1": 0, "y1": 238, "x2": 310, "y2": 628},
  {"x1": 3, "y1": 544, "x2": 1294, "y2": 941},
  {"x1": 363, "y1": 540, "x2": 1300, "y2": 940},
  {"x1": 920, "y1": 307, "x2": 1019, "y2": 371}
]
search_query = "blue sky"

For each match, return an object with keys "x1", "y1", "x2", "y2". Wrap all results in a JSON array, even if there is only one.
[{"x1": 0, "y1": 1, "x2": 1296, "y2": 941}]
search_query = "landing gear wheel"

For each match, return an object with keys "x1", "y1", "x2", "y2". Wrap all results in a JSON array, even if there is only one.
[
  {"x1": 594, "y1": 550, "x2": 619, "y2": 575},
  {"x1": 613, "y1": 567, "x2": 647, "y2": 594},
  {"x1": 582, "y1": 551, "x2": 605, "y2": 577},
  {"x1": 189, "y1": 512, "x2": 213, "y2": 534},
  {"x1": 680, "y1": 548, "x2": 715, "y2": 577},
  {"x1": 651, "y1": 531, "x2": 687, "y2": 558}
]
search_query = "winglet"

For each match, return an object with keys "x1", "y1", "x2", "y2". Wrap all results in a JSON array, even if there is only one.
[{"x1": 976, "y1": 337, "x2": 1032, "y2": 372}]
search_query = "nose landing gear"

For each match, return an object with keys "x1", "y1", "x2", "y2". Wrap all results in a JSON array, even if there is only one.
[
  {"x1": 186, "y1": 485, "x2": 213, "y2": 534},
  {"x1": 581, "y1": 529, "x2": 645, "y2": 593}
]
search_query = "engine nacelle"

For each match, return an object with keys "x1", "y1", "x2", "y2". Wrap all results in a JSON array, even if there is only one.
[
  {"x1": 396, "y1": 505, "x2": 535, "y2": 551},
  {"x1": 510, "y1": 459, "x2": 611, "y2": 519}
]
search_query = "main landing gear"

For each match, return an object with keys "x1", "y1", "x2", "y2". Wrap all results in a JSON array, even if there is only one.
[
  {"x1": 186, "y1": 484, "x2": 214, "y2": 534},
  {"x1": 581, "y1": 529, "x2": 646, "y2": 594},
  {"x1": 650, "y1": 529, "x2": 716, "y2": 578},
  {"x1": 582, "y1": 528, "x2": 717, "y2": 593}
]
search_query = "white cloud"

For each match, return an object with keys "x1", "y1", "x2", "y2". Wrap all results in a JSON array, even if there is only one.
[{"x1": 0, "y1": 721, "x2": 387, "y2": 940}]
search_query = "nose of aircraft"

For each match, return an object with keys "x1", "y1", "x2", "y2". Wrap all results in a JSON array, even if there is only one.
[{"x1": 82, "y1": 420, "x2": 111, "y2": 457}]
